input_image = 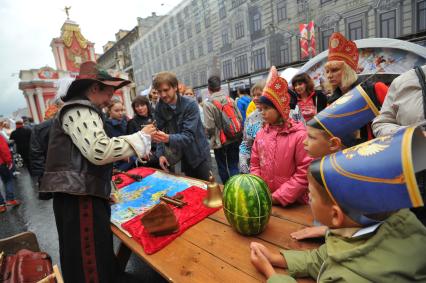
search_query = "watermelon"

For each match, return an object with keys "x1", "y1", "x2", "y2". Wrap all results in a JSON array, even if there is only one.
[{"x1": 222, "y1": 174, "x2": 272, "y2": 236}]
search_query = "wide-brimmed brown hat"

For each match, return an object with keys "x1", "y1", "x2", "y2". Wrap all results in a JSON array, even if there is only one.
[{"x1": 63, "y1": 61, "x2": 131, "y2": 102}]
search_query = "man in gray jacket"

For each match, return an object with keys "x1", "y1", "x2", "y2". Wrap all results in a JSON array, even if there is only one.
[
  {"x1": 372, "y1": 64, "x2": 426, "y2": 225},
  {"x1": 203, "y1": 76, "x2": 242, "y2": 183},
  {"x1": 372, "y1": 65, "x2": 426, "y2": 136}
]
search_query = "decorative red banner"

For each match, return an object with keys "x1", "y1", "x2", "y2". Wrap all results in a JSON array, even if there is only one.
[
  {"x1": 308, "y1": 21, "x2": 316, "y2": 57},
  {"x1": 299, "y1": 24, "x2": 309, "y2": 59}
]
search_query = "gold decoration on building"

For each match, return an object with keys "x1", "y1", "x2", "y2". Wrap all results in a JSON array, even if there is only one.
[{"x1": 61, "y1": 22, "x2": 88, "y2": 49}]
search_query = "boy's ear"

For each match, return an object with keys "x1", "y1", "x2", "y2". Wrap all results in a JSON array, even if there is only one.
[
  {"x1": 330, "y1": 204, "x2": 345, "y2": 228},
  {"x1": 328, "y1": 137, "x2": 342, "y2": 152}
]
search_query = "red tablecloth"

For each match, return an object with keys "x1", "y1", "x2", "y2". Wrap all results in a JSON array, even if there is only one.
[
  {"x1": 113, "y1": 167, "x2": 156, "y2": 189},
  {"x1": 122, "y1": 186, "x2": 221, "y2": 254}
]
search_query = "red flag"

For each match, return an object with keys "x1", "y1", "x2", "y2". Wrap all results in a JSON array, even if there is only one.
[
  {"x1": 308, "y1": 21, "x2": 316, "y2": 57},
  {"x1": 299, "y1": 24, "x2": 309, "y2": 59}
]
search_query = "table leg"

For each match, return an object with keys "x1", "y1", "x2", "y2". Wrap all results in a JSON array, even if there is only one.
[{"x1": 116, "y1": 241, "x2": 132, "y2": 272}]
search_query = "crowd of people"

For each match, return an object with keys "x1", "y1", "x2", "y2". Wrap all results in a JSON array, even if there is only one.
[{"x1": 0, "y1": 31, "x2": 425, "y2": 282}]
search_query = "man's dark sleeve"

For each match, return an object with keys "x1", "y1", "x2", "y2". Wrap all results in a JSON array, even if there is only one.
[
  {"x1": 168, "y1": 101, "x2": 200, "y2": 151},
  {"x1": 9, "y1": 130, "x2": 16, "y2": 141},
  {"x1": 127, "y1": 119, "x2": 137, "y2": 134},
  {"x1": 29, "y1": 127, "x2": 45, "y2": 178}
]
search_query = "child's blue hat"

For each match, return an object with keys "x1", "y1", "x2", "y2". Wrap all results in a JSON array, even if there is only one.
[
  {"x1": 310, "y1": 126, "x2": 426, "y2": 225},
  {"x1": 307, "y1": 84, "x2": 380, "y2": 141}
]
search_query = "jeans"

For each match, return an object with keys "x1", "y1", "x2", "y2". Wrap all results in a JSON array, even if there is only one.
[
  {"x1": 0, "y1": 164, "x2": 15, "y2": 204},
  {"x1": 214, "y1": 141, "x2": 240, "y2": 184}
]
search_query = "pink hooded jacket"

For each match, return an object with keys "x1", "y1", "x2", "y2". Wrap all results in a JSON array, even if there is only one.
[{"x1": 250, "y1": 121, "x2": 312, "y2": 206}]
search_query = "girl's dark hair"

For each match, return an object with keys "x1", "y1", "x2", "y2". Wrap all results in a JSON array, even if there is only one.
[
  {"x1": 291, "y1": 73, "x2": 315, "y2": 94},
  {"x1": 131, "y1": 96, "x2": 152, "y2": 117}
]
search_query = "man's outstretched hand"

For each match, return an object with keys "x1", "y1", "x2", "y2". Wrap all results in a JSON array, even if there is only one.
[{"x1": 152, "y1": 131, "x2": 170, "y2": 143}]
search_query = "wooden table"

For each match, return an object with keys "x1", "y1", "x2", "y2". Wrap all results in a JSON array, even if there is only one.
[{"x1": 112, "y1": 203, "x2": 321, "y2": 282}]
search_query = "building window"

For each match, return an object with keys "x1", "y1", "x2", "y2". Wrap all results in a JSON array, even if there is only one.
[
  {"x1": 202, "y1": 0, "x2": 209, "y2": 9},
  {"x1": 277, "y1": 0, "x2": 287, "y2": 22},
  {"x1": 320, "y1": 0, "x2": 332, "y2": 5},
  {"x1": 321, "y1": 28, "x2": 334, "y2": 51},
  {"x1": 253, "y1": 12, "x2": 262, "y2": 32},
  {"x1": 198, "y1": 41, "x2": 204, "y2": 56},
  {"x1": 297, "y1": 0, "x2": 305, "y2": 14},
  {"x1": 155, "y1": 46, "x2": 160, "y2": 57},
  {"x1": 166, "y1": 37, "x2": 171, "y2": 50},
  {"x1": 177, "y1": 13, "x2": 183, "y2": 27},
  {"x1": 204, "y1": 13, "x2": 211, "y2": 28},
  {"x1": 172, "y1": 34, "x2": 178, "y2": 46},
  {"x1": 190, "y1": 46, "x2": 195, "y2": 60},
  {"x1": 223, "y1": 59, "x2": 233, "y2": 79},
  {"x1": 280, "y1": 44, "x2": 290, "y2": 64},
  {"x1": 192, "y1": 72, "x2": 198, "y2": 86},
  {"x1": 184, "y1": 6, "x2": 190, "y2": 18},
  {"x1": 235, "y1": 21, "x2": 244, "y2": 39},
  {"x1": 200, "y1": 70, "x2": 207, "y2": 85},
  {"x1": 219, "y1": 0, "x2": 226, "y2": 19},
  {"x1": 380, "y1": 10, "x2": 396, "y2": 38},
  {"x1": 235, "y1": 54, "x2": 248, "y2": 76},
  {"x1": 184, "y1": 74, "x2": 190, "y2": 85},
  {"x1": 179, "y1": 28, "x2": 185, "y2": 43},
  {"x1": 207, "y1": 37, "x2": 214, "y2": 53},
  {"x1": 187, "y1": 25, "x2": 193, "y2": 38},
  {"x1": 175, "y1": 53, "x2": 180, "y2": 66},
  {"x1": 348, "y1": 19, "x2": 363, "y2": 40},
  {"x1": 222, "y1": 29, "x2": 229, "y2": 45},
  {"x1": 182, "y1": 49, "x2": 188, "y2": 64},
  {"x1": 169, "y1": 56, "x2": 174, "y2": 69},
  {"x1": 253, "y1": 48, "x2": 266, "y2": 71},
  {"x1": 195, "y1": 21, "x2": 201, "y2": 33},
  {"x1": 231, "y1": 0, "x2": 244, "y2": 9},
  {"x1": 417, "y1": 0, "x2": 426, "y2": 31}
]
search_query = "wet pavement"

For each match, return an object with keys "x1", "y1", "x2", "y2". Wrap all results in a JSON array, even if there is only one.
[{"x1": 0, "y1": 158, "x2": 221, "y2": 282}]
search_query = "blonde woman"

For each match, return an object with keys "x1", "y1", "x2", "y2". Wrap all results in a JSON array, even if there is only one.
[{"x1": 321, "y1": 32, "x2": 388, "y2": 143}]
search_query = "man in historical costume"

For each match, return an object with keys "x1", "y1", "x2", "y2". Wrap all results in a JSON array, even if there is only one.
[
  {"x1": 40, "y1": 61, "x2": 156, "y2": 283},
  {"x1": 318, "y1": 32, "x2": 388, "y2": 144},
  {"x1": 152, "y1": 72, "x2": 211, "y2": 181}
]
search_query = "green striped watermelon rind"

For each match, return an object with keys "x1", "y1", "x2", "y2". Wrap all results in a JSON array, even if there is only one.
[{"x1": 223, "y1": 174, "x2": 272, "y2": 236}]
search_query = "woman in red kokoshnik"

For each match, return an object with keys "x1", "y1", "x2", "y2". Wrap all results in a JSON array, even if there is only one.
[{"x1": 320, "y1": 32, "x2": 389, "y2": 143}]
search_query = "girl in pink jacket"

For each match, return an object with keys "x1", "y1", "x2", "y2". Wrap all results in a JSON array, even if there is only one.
[{"x1": 250, "y1": 67, "x2": 312, "y2": 206}]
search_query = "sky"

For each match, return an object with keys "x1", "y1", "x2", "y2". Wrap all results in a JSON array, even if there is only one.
[{"x1": 0, "y1": 0, "x2": 182, "y2": 117}]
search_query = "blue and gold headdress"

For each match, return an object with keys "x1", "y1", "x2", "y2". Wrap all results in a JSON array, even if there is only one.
[
  {"x1": 307, "y1": 84, "x2": 379, "y2": 142},
  {"x1": 310, "y1": 126, "x2": 426, "y2": 225}
]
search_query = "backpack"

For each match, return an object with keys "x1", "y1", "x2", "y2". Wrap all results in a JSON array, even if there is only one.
[{"x1": 212, "y1": 97, "x2": 242, "y2": 144}]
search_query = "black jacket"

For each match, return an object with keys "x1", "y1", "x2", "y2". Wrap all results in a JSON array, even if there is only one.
[
  {"x1": 29, "y1": 119, "x2": 53, "y2": 178},
  {"x1": 127, "y1": 114, "x2": 154, "y2": 134},
  {"x1": 312, "y1": 90, "x2": 328, "y2": 112},
  {"x1": 10, "y1": 127, "x2": 32, "y2": 163}
]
